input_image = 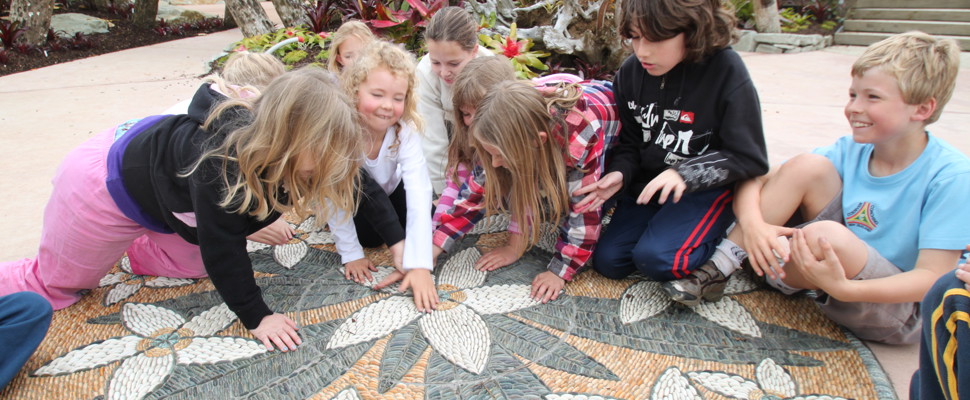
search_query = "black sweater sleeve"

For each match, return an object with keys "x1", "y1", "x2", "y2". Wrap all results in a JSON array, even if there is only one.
[
  {"x1": 606, "y1": 58, "x2": 644, "y2": 192},
  {"x1": 188, "y1": 162, "x2": 274, "y2": 329}
]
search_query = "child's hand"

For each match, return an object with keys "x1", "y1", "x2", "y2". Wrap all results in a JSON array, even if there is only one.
[
  {"x1": 639, "y1": 169, "x2": 686, "y2": 205},
  {"x1": 573, "y1": 171, "x2": 624, "y2": 213},
  {"x1": 789, "y1": 229, "x2": 847, "y2": 293},
  {"x1": 251, "y1": 313, "x2": 302, "y2": 352},
  {"x1": 401, "y1": 269, "x2": 438, "y2": 313},
  {"x1": 476, "y1": 232, "x2": 528, "y2": 271},
  {"x1": 741, "y1": 221, "x2": 795, "y2": 280},
  {"x1": 432, "y1": 245, "x2": 445, "y2": 265},
  {"x1": 388, "y1": 240, "x2": 405, "y2": 272},
  {"x1": 345, "y1": 257, "x2": 377, "y2": 283},
  {"x1": 247, "y1": 217, "x2": 295, "y2": 245},
  {"x1": 531, "y1": 271, "x2": 565, "y2": 303},
  {"x1": 956, "y1": 244, "x2": 970, "y2": 290}
]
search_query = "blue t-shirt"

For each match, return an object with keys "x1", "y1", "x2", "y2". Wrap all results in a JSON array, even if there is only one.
[{"x1": 813, "y1": 134, "x2": 970, "y2": 271}]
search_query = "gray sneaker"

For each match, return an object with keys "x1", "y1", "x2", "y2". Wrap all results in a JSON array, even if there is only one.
[{"x1": 662, "y1": 261, "x2": 729, "y2": 306}]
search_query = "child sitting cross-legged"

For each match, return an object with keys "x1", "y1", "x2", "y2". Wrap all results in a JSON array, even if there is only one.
[{"x1": 677, "y1": 31, "x2": 970, "y2": 345}]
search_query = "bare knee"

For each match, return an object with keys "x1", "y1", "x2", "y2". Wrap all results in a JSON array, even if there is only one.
[{"x1": 797, "y1": 221, "x2": 867, "y2": 277}]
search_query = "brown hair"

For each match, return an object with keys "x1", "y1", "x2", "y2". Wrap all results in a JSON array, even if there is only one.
[
  {"x1": 471, "y1": 80, "x2": 583, "y2": 247},
  {"x1": 424, "y1": 6, "x2": 479, "y2": 51},
  {"x1": 617, "y1": 0, "x2": 736, "y2": 63},
  {"x1": 447, "y1": 55, "x2": 516, "y2": 184},
  {"x1": 851, "y1": 31, "x2": 960, "y2": 124}
]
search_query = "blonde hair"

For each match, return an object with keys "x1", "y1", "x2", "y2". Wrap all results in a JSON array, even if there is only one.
[
  {"x1": 447, "y1": 55, "x2": 516, "y2": 184},
  {"x1": 197, "y1": 67, "x2": 362, "y2": 223},
  {"x1": 472, "y1": 79, "x2": 584, "y2": 247},
  {"x1": 327, "y1": 21, "x2": 377, "y2": 73},
  {"x1": 208, "y1": 51, "x2": 286, "y2": 99},
  {"x1": 424, "y1": 7, "x2": 479, "y2": 51},
  {"x1": 851, "y1": 31, "x2": 959, "y2": 124},
  {"x1": 341, "y1": 40, "x2": 424, "y2": 133}
]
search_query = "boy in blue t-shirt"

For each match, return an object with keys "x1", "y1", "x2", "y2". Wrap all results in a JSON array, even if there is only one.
[{"x1": 665, "y1": 31, "x2": 970, "y2": 344}]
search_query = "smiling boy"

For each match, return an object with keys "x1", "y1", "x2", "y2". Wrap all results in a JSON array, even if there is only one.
[{"x1": 673, "y1": 31, "x2": 970, "y2": 344}]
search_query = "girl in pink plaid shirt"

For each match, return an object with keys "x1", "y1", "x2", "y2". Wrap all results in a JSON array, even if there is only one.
[{"x1": 431, "y1": 79, "x2": 620, "y2": 303}]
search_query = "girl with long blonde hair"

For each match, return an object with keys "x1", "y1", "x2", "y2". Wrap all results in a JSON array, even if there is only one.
[
  {"x1": 326, "y1": 41, "x2": 438, "y2": 312},
  {"x1": 0, "y1": 67, "x2": 362, "y2": 352},
  {"x1": 432, "y1": 79, "x2": 620, "y2": 303},
  {"x1": 326, "y1": 20, "x2": 377, "y2": 73}
]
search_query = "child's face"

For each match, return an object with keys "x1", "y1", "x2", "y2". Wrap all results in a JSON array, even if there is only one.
[
  {"x1": 844, "y1": 68, "x2": 922, "y2": 145},
  {"x1": 336, "y1": 36, "x2": 365, "y2": 68},
  {"x1": 627, "y1": 28, "x2": 686, "y2": 77},
  {"x1": 427, "y1": 40, "x2": 476, "y2": 85},
  {"x1": 480, "y1": 142, "x2": 508, "y2": 169},
  {"x1": 356, "y1": 66, "x2": 408, "y2": 135},
  {"x1": 459, "y1": 105, "x2": 476, "y2": 127}
]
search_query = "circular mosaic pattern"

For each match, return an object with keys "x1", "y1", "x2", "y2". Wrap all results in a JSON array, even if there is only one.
[{"x1": 6, "y1": 216, "x2": 896, "y2": 400}]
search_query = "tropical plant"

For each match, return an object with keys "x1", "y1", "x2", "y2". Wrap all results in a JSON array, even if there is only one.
[
  {"x1": 303, "y1": 0, "x2": 341, "y2": 33},
  {"x1": 779, "y1": 8, "x2": 811, "y2": 33},
  {"x1": 0, "y1": 20, "x2": 25, "y2": 49},
  {"x1": 479, "y1": 23, "x2": 549, "y2": 79},
  {"x1": 728, "y1": 0, "x2": 754, "y2": 28},
  {"x1": 802, "y1": 0, "x2": 838, "y2": 23},
  {"x1": 219, "y1": 27, "x2": 329, "y2": 69}
]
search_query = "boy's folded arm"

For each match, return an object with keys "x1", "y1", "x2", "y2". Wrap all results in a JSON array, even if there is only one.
[{"x1": 825, "y1": 248, "x2": 961, "y2": 303}]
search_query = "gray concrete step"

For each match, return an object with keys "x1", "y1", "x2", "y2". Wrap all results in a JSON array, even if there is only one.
[
  {"x1": 842, "y1": 19, "x2": 970, "y2": 36},
  {"x1": 854, "y1": 0, "x2": 970, "y2": 8},
  {"x1": 834, "y1": 31, "x2": 970, "y2": 51},
  {"x1": 849, "y1": 8, "x2": 970, "y2": 23}
]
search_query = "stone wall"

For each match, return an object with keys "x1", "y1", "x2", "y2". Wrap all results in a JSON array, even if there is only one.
[{"x1": 734, "y1": 30, "x2": 834, "y2": 53}]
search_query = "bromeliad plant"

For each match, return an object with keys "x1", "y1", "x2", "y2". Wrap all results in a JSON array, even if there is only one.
[
  {"x1": 479, "y1": 23, "x2": 549, "y2": 79},
  {"x1": 218, "y1": 27, "x2": 330, "y2": 68}
]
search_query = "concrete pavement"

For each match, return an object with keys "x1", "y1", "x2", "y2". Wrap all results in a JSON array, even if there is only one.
[{"x1": 1, "y1": 8, "x2": 968, "y2": 397}]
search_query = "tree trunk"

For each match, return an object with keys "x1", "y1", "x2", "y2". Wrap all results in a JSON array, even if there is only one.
[
  {"x1": 9, "y1": 0, "x2": 52, "y2": 47},
  {"x1": 133, "y1": 0, "x2": 159, "y2": 29},
  {"x1": 752, "y1": 0, "x2": 781, "y2": 33},
  {"x1": 269, "y1": 0, "x2": 307, "y2": 28},
  {"x1": 223, "y1": 2, "x2": 238, "y2": 29},
  {"x1": 225, "y1": 0, "x2": 276, "y2": 37}
]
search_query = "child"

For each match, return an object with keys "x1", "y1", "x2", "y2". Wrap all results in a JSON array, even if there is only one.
[
  {"x1": 0, "y1": 292, "x2": 52, "y2": 390},
  {"x1": 432, "y1": 56, "x2": 529, "y2": 270},
  {"x1": 0, "y1": 67, "x2": 363, "y2": 352},
  {"x1": 686, "y1": 32, "x2": 970, "y2": 344},
  {"x1": 429, "y1": 79, "x2": 620, "y2": 303},
  {"x1": 416, "y1": 6, "x2": 493, "y2": 195},
  {"x1": 162, "y1": 51, "x2": 285, "y2": 115},
  {"x1": 326, "y1": 21, "x2": 377, "y2": 73},
  {"x1": 327, "y1": 41, "x2": 437, "y2": 312},
  {"x1": 911, "y1": 247, "x2": 970, "y2": 400},
  {"x1": 577, "y1": 0, "x2": 768, "y2": 296}
]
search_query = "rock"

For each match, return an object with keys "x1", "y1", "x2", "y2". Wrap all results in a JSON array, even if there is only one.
[
  {"x1": 156, "y1": 1, "x2": 217, "y2": 24},
  {"x1": 50, "y1": 13, "x2": 112, "y2": 38},
  {"x1": 734, "y1": 30, "x2": 756, "y2": 52}
]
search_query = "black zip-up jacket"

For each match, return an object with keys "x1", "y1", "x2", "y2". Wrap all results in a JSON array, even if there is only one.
[
  {"x1": 608, "y1": 47, "x2": 769, "y2": 197},
  {"x1": 120, "y1": 84, "x2": 399, "y2": 329}
]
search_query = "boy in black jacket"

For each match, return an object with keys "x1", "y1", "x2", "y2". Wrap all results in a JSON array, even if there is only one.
[{"x1": 575, "y1": 0, "x2": 768, "y2": 299}]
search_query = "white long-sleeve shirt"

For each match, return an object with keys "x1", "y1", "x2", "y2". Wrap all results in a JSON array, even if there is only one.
[
  {"x1": 415, "y1": 46, "x2": 493, "y2": 195},
  {"x1": 328, "y1": 122, "x2": 434, "y2": 270}
]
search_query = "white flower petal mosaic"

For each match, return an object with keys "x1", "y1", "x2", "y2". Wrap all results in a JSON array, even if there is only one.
[
  {"x1": 419, "y1": 305, "x2": 490, "y2": 374},
  {"x1": 21, "y1": 216, "x2": 889, "y2": 399}
]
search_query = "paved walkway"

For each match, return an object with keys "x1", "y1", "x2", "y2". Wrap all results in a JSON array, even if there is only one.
[{"x1": 1, "y1": 10, "x2": 968, "y2": 397}]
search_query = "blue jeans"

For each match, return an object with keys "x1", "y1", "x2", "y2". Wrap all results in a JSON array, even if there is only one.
[
  {"x1": 0, "y1": 292, "x2": 53, "y2": 389},
  {"x1": 911, "y1": 271, "x2": 970, "y2": 400},
  {"x1": 592, "y1": 188, "x2": 735, "y2": 281}
]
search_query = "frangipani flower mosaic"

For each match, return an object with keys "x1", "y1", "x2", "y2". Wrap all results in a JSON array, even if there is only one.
[{"x1": 5, "y1": 216, "x2": 896, "y2": 400}]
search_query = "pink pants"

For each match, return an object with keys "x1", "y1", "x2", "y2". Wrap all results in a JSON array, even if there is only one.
[{"x1": 0, "y1": 128, "x2": 206, "y2": 310}]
